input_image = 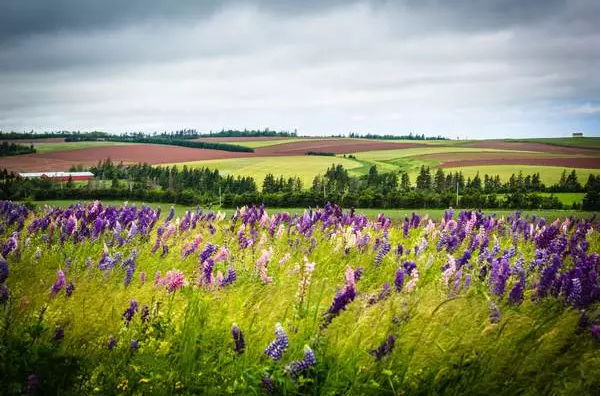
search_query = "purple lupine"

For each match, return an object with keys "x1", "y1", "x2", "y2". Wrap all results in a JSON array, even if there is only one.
[
  {"x1": 201, "y1": 258, "x2": 216, "y2": 286},
  {"x1": 394, "y1": 267, "x2": 405, "y2": 292},
  {"x1": 166, "y1": 206, "x2": 175, "y2": 222},
  {"x1": 403, "y1": 261, "x2": 417, "y2": 275},
  {"x1": 508, "y1": 276, "x2": 525, "y2": 306},
  {"x1": 354, "y1": 267, "x2": 364, "y2": 282},
  {"x1": 122, "y1": 300, "x2": 138, "y2": 326},
  {"x1": 51, "y1": 325, "x2": 64, "y2": 343},
  {"x1": 219, "y1": 268, "x2": 237, "y2": 287},
  {"x1": 108, "y1": 335, "x2": 117, "y2": 350},
  {"x1": 488, "y1": 302, "x2": 501, "y2": 324},
  {"x1": 0, "y1": 285, "x2": 9, "y2": 302},
  {"x1": 27, "y1": 374, "x2": 38, "y2": 395},
  {"x1": 375, "y1": 240, "x2": 391, "y2": 267},
  {"x1": 536, "y1": 254, "x2": 562, "y2": 299},
  {"x1": 140, "y1": 305, "x2": 150, "y2": 323},
  {"x1": 130, "y1": 339, "x2": 139, "y2": 352},
  {"x1": 0, "y1": 260, "x2": 8, "y2": 284},
  {"x1": 50, "y1": 270, "x2": 66, "y2": 296},
  {"x1": 261, "y1": 375, "x2": 274, "y2": 394},
  {"x1": 65, "y1": 281, "x2": 75, "y2": 297},
  {"x1": 491, "y1": 258, "x2": 511, "y2": 296},
  {"x1": 286, "y1": 346, "x2": 317, "y2": 378},
  {"x1": 567, "y1": 278, "x2": 583, "y2": 307},
  {"x1": 395, "y1": 244, "x2": 404, "y2": 256},
  {"x1": 231, "y1": 324, "x2": 245, "y2": 354},
  {"x1": 324, "y1": 268, "x2": 358, "y2": 326},
  {"x1": 264, "y1": 323, "x2": 289, "y2": 361},
  {"x1": 464, "y1": 274, "x2": 472, "y2": 289},
  {"x1": 370, "y1": 335, "x2": 396, "y2": 361}
]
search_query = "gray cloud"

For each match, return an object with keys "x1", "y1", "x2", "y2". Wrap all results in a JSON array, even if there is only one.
[{"x1": 0, "y1": 0, "x2": 598, "y2": 137}]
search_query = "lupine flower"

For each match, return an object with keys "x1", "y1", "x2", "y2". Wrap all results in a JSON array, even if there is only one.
[
  {"x1": 131, "y1": 339, "x2": 139, "y2": 352},
  {"x1": 50, "y1": 270, "x2": 66, "y2": 296},
  {"x1": 140, "y1": 305, "x2": 150, "y2": 323},
  {"x1": 491, "y1": 258, "x2": 511, "y2": 296},
  {"x1": 231, "y1": 324, "x2": 245, "y2": 354},
  {"x1": 161, "y1": 270, "x2": 185, "y2": 292},
  {"x1": 0, "y1": 260, "x2": 8, "y2": 284},
  {"x1": 256, "y1": 248, "x2": 274, "y2": 284},
  {"x1": 261, "y1": 375, "x2": 274, "y2": 394},
  {"x1": 108, "y1": 335, "x2": 117, "y2": 350},
  {"x1": 405, "y1": 269, "x2": 420, "y2": 293},
  {"x1": 279, "y1": 253, "x2": 291, "y2": 266},
  {"x1": 27, "y1": 374, "x2": 38, "y2": 395},
  {"x1": 489, "y1": 302, "x2": 501, "y2": 324},
  {"x1": 51, "y1": 325, "x2": 64, "y2": 343},
  {"x1": 370, "y1": 335, "x2": 396, "y2": 361},
  {"x1": 166, "y1": 206, "x2": 175, "y2": 222},
  {"x1": 122, "y1": 300, "x2": 138, "y2": 325},
  {"x1": 264, "y1": 323, "x2": 289, "y2": 361},
  {"x1": 200, "y1": 259, "x2": 216, "y2": 286},
  {"x1": 219, "y1": 268, "x2": 237, "y2": 287},
  {"x1": 286, "y1": 345, "x2": 317, "y2": 378},
  {"x1": 0, "y1": 285, "x2": 9, "y2": 302},
  {"x1": 394, "y1": 267, "x2": 405, "y2": 292},
  {"x1": 154, "y1": 271, "x2": 162, "y2": 286},
  {"x1": 214, "y1": 246, "x2": 229, "y2": 262},
  {"x1": 324, "y1": 267, "x2": 357, "y2": 326},
  {"x1": 536, "y1": 254, "x2": 562, "y2": 298},
  {"x1": 65, "y1": 281, "x2": 75, "y2": 297},
  {"x1": 375, "y1": 240, "x2": 391, "y2": 266},
  {"x1": 140, "y1": 271, "x2": 146, "y2": 285}
]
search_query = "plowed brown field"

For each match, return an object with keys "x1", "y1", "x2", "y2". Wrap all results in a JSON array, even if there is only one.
[{"x1": 463, "y1": 141, "x2": 597, "y2": 156}]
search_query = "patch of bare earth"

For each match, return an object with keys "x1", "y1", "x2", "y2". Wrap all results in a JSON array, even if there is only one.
[
  {"x1": 0, "y1": 144, "x2": 254, "y2": 172},
  {"x1": 437, "y1": 157, "x2": 599, "y2": 169},
  {"x1": 464, "y1": 141, "x2": 598, "y2": 156}
]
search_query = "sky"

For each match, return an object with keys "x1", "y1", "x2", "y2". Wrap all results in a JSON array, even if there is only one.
[{"x1": 0, "y1": 0, "x2": 599, "y2": 138}]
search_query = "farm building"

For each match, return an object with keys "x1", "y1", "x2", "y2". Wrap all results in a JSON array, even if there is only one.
[
  {"x1": 572, "y1": 132, "x2": 584, "y2": 137},
  {"x1": 18, "y1": 171, "x2": 94, "y2": 181}
]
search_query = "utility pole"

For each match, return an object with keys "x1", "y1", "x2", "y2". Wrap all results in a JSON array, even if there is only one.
[
  {"x1": 456, "y1": 181, "x2": 459, "y2": 207},
  {"x1": 219, "y1": 184, "x2": 222, "y2": 208}
]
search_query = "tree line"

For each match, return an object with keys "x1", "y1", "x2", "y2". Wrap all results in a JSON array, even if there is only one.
[
  {"x1": 348, "y1": 132, "x2": 448, "y2": 140},
  {"x1": 1, "y1": 160, "x2": 598, "y2": 210},
  {"x1": 0, "y1": 142, "x2": 36, "y2": 157}
]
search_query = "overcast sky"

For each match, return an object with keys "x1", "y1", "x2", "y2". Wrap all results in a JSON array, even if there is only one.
[{"x1": 0, "y1": 0, "x2": 598, "y2": 138}]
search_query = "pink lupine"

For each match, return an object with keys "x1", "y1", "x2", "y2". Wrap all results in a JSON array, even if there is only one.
[
  {"x1": 139, "y1": 271, "x2": 146, "y2": 286},
  {"x1": 214, "y1": 246, "x2": 229, "y2": 262},
  {"x1": 256, "y1": 248, "x2": 274, "y2": 284},
  {"x1": 279, "y1": 253, "x2": 291, "y2": 266}
]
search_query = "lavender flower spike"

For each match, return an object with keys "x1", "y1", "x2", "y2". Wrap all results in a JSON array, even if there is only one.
[
  {"x1": 232, "y1": 324, "x2": 245, "y2": 354},
  {"x1": 264, "y1": 323, "x2": 289, "y2": 361},
  {"x1": 286, "y1": 345, "x2": 317, "y2": 378}
]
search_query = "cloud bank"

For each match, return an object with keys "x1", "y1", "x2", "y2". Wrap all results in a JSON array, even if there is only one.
[{"x1": 0, "y1": 0, "x2": 598, "y2": 137}]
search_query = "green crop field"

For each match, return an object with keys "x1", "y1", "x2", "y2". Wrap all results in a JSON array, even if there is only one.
[
  {"x1": 217, "y1": 138, "x2": 315, "y2": 148},
  {"x1": 31, "y1": 141, "x2": 138, "y2": 154},
  {"x1": 495, "y1": 192, "x2": 586, "y2": 206},
  {"x1": 444, "y1": 165, "x2": 599, "y2": 185},
  {"x1": 164, "y1": 156, "x2": 364, "y2": 185}
]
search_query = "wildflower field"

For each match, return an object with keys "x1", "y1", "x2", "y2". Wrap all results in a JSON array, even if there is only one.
[{"x1": 0, "y1": 201, "x2": 599, "y2": 395}]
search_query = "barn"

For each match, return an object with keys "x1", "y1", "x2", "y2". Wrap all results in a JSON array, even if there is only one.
[{"x1": 18, "y1": 171, "x2": 94, "y2": 181}]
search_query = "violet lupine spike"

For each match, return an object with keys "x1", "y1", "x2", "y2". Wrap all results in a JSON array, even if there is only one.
[
  {"x1": 50, "y1": 270, "x2": 66, "y2": 296},
  {"x1": 536, "y1": 254, "x2": 562, "y2": 299},
  {"x1": 0, "y1": 260, "x2": 8, "y2": 284},
  {"x1": 51, "y1": 325, "x2": 64, "y2": 343},
  {"x1": 370, "y1": 335, "x2": 396, "y2": 361},
  {"x1": 140, "y1": 305, "x2": 150, "y2": 323},
  {"x1": 122, "y1": 300, "x2": 138, "y2": 326},
  {"x1": 491, "y1": 258, "x2": 511, "y2": 297},
  {"x1": 65, "y1": 281, "x2": 75, "y2": 297},
  {"x1": 488, "y1": 302, "x2": 501, "y2": 324},
  {"x1": 231, "y1": 324, "x2": 245, "y2": 354},
  {"x1": 286, "y1": 345, "x2": 317, "y2": 378},
  {"x1": 27, "y1": 374, "x2": 38, "y2": 394},
  {"x1": 220, "y1": 269, "x2": 237, "y2": 287},
  {"x1": 130, "y1": 339, "x2": 139, "y2": 352},
  {"x1": 394, "y1": 267, "x2": 405, "y2": 292},
  {"x1": 0, "y1": 285, "x2": 9, "y2": 302},
  {"x1": 166, "y1": 206, "x2": 175, "y2": 222},
  {"x1": 264, "y1": 323, "x2": 289, "y2": 361},
  {"x1": 508, "y1": 275, "x2": 525, "y2": 306},
  {"x1": 374, "y1": 240, "x2": 391, "y2": 267},
  {"x1": 261, "y1": 375, "x2": 274, "y2": 394},
  {"x1": 108, "y1": 335, "x2": 117, "y2": 350}
]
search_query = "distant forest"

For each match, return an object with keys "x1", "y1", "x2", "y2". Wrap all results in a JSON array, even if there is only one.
[{"x1": 0, "y1": 129, "x2": 447, "y2": 141}]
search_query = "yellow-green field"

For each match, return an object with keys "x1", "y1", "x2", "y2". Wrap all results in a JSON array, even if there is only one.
[
  {"x1": 31, "y1": 141, "x2": 138, "y2": 153},
  {"x1": 216, "y1": 138, "x2": 315, "y2": 148},
  {"x1": 445, "y1": 165, "x2": 599, "y2": 185},
  {"x1": 165, "y1": 155, "x2": 363, "y2": 185}
]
